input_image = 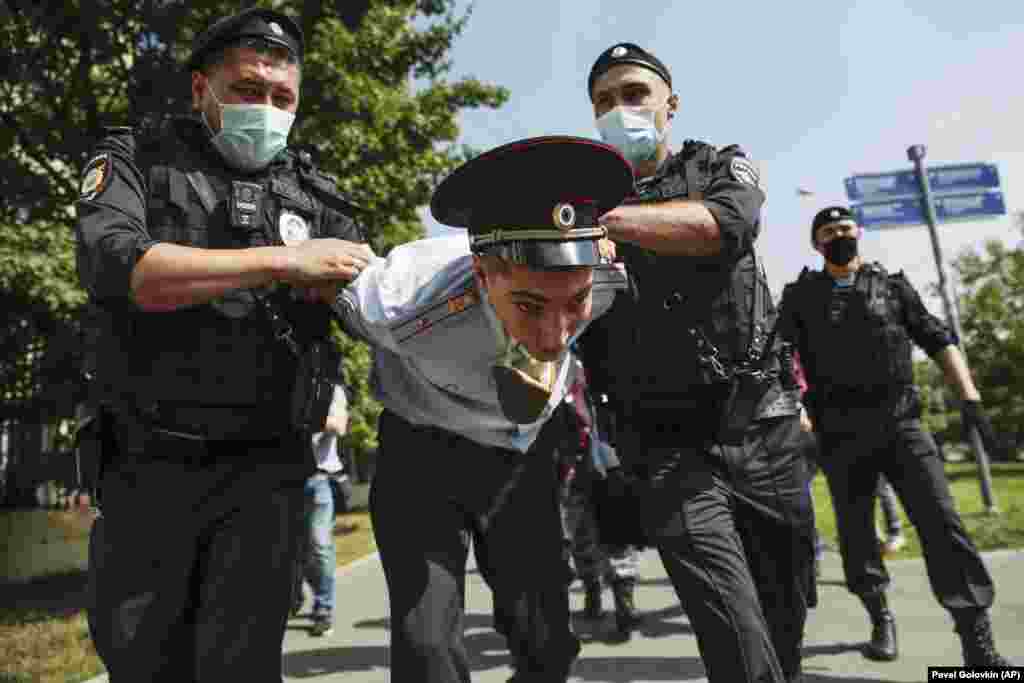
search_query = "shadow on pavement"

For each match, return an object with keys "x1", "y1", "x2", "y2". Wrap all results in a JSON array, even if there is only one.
[
  {"x1": 801, "y1": 673, "x2": 903, "y2": 683},
  {"x1": 569, "y1": 655, "x2": 707, "y2": 681},
  {"x1": 801, "y1": 641, "x2": 866, "y2": 658},
  {"x1": 283, "y1": 629, "x2": 514, "y2": 678},
  {"x1": 352, "y1": 611, "x2": 499, "y2": 632}
]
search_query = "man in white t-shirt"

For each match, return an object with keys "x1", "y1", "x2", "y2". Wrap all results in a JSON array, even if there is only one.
[{"x1": 292, "y1": 384, "x2": 348, "y2": 637}]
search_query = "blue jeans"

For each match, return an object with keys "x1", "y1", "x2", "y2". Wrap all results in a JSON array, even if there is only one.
[{"x1": 299, "y1": 473, "x2": 336, "y2": 616}]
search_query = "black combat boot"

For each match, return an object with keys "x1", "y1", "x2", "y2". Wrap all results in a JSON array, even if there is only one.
[
  {"x1": 953, "y1": 608, "x2": 1011, "y2": 667},
  {"x1": 611, "y1": 578, "x2": 640, "y2": 640},
  {"x1": 582, "y1": 580, "x2": 603, "y2": 620},
  {"x1": 859, "y1": 592, "x2": 898, "y2": 661}
]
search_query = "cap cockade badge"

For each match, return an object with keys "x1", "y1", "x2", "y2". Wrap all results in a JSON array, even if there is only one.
[{"x1": 552, "y1": 203, "x2": 576, "y2": 231}]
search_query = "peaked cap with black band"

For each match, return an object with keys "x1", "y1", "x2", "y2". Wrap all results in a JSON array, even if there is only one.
[
  {"x1": 186, "y1": 7, "x2": 304, "y2": 72},
  {"x1": 588, "y1": 43, "x2": 672, "y2": 100},
  {"x1": 811, "y1": 205, "x2": 858, "y2": 244},
  {"x1": 430, "y1": 136, "x2": 634, "y2": 268}
]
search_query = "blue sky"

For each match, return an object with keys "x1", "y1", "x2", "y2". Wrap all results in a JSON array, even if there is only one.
[{"x1": 420, "y1": 0, "x2": 1024, "y2": 308}]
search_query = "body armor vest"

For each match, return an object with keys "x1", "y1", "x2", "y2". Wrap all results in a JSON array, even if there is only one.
[
  {"x1": 792, "y1": 263, "x2": 915, "y2": 393},
  {"x1": 581, "y1": 141, "x2": 783, "y2": 414},
  {"x1": 97, "y1": 119, "x2": 344, "y2": 425}
]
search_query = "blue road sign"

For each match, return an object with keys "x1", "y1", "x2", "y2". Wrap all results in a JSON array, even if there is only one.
[
  {"x1": 929, "y1": 163, "x2": 1000, "y2": 195},
  {"x1": 852, "y1": 197, "x2": 924, "y2": 229},
  {"x1": 854, "y1": 191, "x2": 1006, "y2": 230},
  {"x1": 935, "y1": 191, "x2": 1006, "y2": 221},
  {"x1": 845, "y1": 163, "x2": 1001, "y2": 202}
]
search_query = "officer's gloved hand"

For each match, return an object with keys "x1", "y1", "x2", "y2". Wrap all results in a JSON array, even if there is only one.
[{"x1": 961, "y1": 400, "x2": 1003, "y2": 460}]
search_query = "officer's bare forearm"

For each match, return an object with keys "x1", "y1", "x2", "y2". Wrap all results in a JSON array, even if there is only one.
[
  {"x1": 935, "y1": 344, "x2": 981, "y2": 401},
  {"x1": 130, "y1": 242, "x2": 289, "y2": 311},
  {"x1": 601, "y1": 200, "x2": 722, "y2": 256}
]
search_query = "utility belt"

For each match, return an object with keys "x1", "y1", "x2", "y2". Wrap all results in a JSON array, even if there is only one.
[
  {"x1": 616, "y1": 381, "x2": 801, "y2": 447},
  {"x1": 813, "y1": 384, "x2": 920, "y2": 431},
  {"x1": 128, "y1": 401, "x2": 294, "y2": 441},
  {"x1": 817, "y1": 383, "x2": 915, "y2": 406}
]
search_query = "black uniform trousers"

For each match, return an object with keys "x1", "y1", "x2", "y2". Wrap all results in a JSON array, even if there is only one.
[
  {"x1": 370, "y1": 409, "x2": 580, "y2": 683},
  {"x1": 620, "y1": 414, "x2": 816, "y2": 683},
  {"x1": 817, "y1": 408, "x2": 994, "y2": 610},
  {"x1": 87, "y1": 417, "x2": 311, "y2": 682}
]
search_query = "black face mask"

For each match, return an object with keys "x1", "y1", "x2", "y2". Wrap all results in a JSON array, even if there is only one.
[{"x1": 823, "y1": 236, "x2": 858, "y2": 267}]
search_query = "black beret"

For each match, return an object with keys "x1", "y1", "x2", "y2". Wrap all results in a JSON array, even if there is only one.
[
  {"x1": 431, "y1": 136, "x2": 634, "y2": 268},
  {"x1": 588, "y1": 43, "x2": 672, "y2": 100},
  {"x1": 811, "y1": 205, "x2": 858, "y2": 243},
  {"x1": 187, "y1": 7, "x2": 303, "y2": 72}
]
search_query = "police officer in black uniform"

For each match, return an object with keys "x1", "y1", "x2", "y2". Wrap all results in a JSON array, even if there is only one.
[
  {"x1": 578, "y1": 44, "x2": 815, "y2": 683},
  {"x1": 778, "y1": 206, "x2": 1009, "y2": 667},
  {"x1": 74, "y1": 8, "x2": 372, "y2": 681}
]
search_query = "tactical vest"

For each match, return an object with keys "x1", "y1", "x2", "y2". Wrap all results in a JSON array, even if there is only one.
[
  {"x1": 582, "y1": 141, "x2": 781, "y2": 412},
  {"x1": 790, "y1": 263, "x2": 915, "y2": 392},
  {"x1": 96, "y1": 118, "x2": 352, "y2": 428}
]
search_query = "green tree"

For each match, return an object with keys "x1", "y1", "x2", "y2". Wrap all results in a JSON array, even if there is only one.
[
  {"x1": 0, "y1": 0, "x2": 508, "y2": 458},
  {"x1": 949, "y1": 238, "x2": 1024, "y2": 455}
]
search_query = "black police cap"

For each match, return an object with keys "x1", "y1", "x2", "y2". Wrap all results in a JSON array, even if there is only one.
[
  {"x1": 811, "y1": 205, "x2": 858, "y2": 243},
  {"x1": 187, "y1": 7, "x2": 304, "y2": 72},
  {"x1": 588, "y1": 43, "x2": 672, "y2": 100},
  {"x1": 431, "y1": 136, "x2": 634, "y2": 268}
]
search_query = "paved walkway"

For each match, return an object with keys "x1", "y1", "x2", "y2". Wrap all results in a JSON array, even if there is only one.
[
  {"x1": 277, "y1": 548, "x2": 1022, "y2": 682},
  {"x1": 86, "y1": 547, "x2": 1023, "y2": 682}
]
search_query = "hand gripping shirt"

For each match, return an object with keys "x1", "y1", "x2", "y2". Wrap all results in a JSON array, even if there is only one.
[{"x1": 333, "y1": 234, "x2": 627, "y2": 453}]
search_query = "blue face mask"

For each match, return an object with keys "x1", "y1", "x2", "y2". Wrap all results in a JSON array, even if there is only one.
[
  {"x1": 205, "y1": 87, "x2": 296, "y2": 172},
  {"x1": 595, "y1": 106, "x2": 669, "y2": 167}
]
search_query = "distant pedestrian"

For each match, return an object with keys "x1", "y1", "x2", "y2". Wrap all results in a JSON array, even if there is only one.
[{"x1": 292, "y1": 385, "x2": 349, "y2": 637}]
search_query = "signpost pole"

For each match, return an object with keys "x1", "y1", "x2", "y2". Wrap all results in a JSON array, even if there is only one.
[{"x1": 907, "y1": 144, "x2": 998, "y2": 514}]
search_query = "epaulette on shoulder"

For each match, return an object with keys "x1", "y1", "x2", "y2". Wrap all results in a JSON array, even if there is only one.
[
  {"x1": 294, "y1": 151, "x2": 364, "y2": 214},
  {"x1": 680, "y1": 139, "x2": 715, "y2": 159},
  {"x1": 861, "y1": 261, "x2": 889, "y2": 277},
  {"x1": 389, "y1": 287, "x2": 480, "y2": 344},
  {"x1": 89, "y1": 125, "x2": 139, "y2": 162}
]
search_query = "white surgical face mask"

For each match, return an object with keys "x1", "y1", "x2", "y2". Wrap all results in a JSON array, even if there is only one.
[
  {"x1": 595, "y1": 105, "x2": 669, "y2": 166},
  {"x1": 204, "y1": 86, "x2": 295, "y2": 172}
]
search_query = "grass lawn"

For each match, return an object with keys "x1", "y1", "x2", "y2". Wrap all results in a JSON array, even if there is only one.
[
  {"x1": 810, "y1": 461, "x2": 1024, "y2": 559},
  {"x1": 0, "y1": 507, "x2": 378, "y2": 683}
]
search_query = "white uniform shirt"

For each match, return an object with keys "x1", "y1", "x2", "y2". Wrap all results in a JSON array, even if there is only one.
[{"x1": 333, "y1": 234, "x2": 626, "y2": 453}]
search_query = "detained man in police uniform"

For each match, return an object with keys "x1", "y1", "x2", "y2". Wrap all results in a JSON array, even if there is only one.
[{"x1": 323, "y1": 136, "x2": 632, "y2": 682}]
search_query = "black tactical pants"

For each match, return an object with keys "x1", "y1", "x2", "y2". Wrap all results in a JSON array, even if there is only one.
[
  {"x1": 818, "y1": 414, "x2": 994, "y2": 610},
  {"x1": 87, "y1": 419, "x2": 311, "y2": 682},
  {"x1": 620, "y1": 415, "x2": 816, "y2": 683},
  {"x1": 370, "y1": 409, "x2": 579, "y2": 683}
]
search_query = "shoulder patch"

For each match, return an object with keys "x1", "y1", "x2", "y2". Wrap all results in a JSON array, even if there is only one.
[
  {"x1": 391, "y1": 287, "x2": 480, "y2": 343},
  {"x1": 447, "y1": 289, "x2": 478, "y2": 314},
  {"x1": 729, "y1": 156, "x2": 760, "y2": 187},
  {"x1": 79, "y1": 153, "x2": 112, "y2": 201}
]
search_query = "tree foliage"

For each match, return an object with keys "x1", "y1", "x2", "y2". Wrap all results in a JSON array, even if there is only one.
[
  {"x1": 0, "y1": 0, "x2": 508, "y2": 456},
  {"x1": 949, "y1": 237, "x2": 1024, "y2": 451}
]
